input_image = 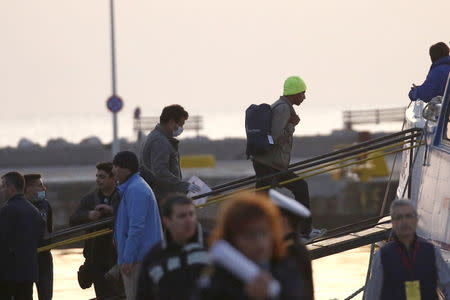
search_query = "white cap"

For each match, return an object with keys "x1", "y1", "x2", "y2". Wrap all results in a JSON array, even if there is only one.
[{"x1": 269, "y1": 189, "x2": 311, "y2": 218}]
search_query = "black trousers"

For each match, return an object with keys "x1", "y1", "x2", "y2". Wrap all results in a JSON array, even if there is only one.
[
  {"x1": 93, "y1": 266, "x2": 123, "y2": 300},
  {"x1": 252, "y1": 161, "x2": 312, "y2": 235},
  {"x1": 0, "y1": 280, "x2": 33, "y2": 300},
  {"x1": 36, "y1": 251, "x2": 53, "y2": 300}
]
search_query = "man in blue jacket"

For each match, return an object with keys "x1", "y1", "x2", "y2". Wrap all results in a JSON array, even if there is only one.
[
  {"x1": 409, "y1": 42, "x2": 450, "y2": 102},
  {"x1": 113, "y1": 151, "x2": 163, "y2": 300},
  {"x1": 0, "y1": 172, "x2": 44, "y2": 300}
]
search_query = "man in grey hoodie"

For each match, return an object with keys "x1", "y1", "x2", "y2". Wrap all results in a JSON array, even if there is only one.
[
  {"x1": 140, "y1": 104, "x2": 200, "y2": 202},
  {"x1": 253, "y1": 76, "x2": 323, "y2": 241}
]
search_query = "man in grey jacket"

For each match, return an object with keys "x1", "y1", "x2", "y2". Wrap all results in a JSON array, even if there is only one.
[
  {"x1": 253, "y1": 76, "x2": 323, "y2": 241},
  {"x1": 140, "y1": 104, "x2": 200, "y2": 202}
]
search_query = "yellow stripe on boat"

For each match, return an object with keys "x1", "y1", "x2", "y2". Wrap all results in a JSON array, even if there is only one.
[{"x1": 180, "y1": 155, "x2": 216, "y2": 168}]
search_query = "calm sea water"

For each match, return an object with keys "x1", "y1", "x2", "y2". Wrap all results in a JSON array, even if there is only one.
[{"x1": 45, "y1": 246, "x2": 371, "y2": 300}]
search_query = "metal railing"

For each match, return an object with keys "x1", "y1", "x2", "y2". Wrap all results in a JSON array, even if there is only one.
[
  {"x1": 40, "y1": 128, "x2": 424, "y2": 251},
  {"x1": 343, "y1": 107, "x2": 406, "y2": 130}
]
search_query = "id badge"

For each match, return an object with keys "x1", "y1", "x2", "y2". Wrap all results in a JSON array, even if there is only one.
[{"x1": 405, "y1": 280, "x2": 421, "y2": 300}]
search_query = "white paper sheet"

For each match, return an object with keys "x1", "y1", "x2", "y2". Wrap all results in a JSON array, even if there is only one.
[{"x1": 187, "y1": 175, "x2": 211, "y2": 205}]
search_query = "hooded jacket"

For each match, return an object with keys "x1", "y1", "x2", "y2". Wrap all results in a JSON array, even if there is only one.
[{"x1": 409, "y1": 56, "x2": 450, "y2": 102}]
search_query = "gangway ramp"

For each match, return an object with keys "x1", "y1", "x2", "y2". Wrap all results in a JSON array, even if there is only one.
[{"x1": 307, "y1": 217, "x2": 391, "y2": 260}]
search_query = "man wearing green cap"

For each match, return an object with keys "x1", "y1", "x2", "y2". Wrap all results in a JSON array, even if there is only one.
[{"x1": 253, "y1": 76, "x2": 323, "y2": 241}]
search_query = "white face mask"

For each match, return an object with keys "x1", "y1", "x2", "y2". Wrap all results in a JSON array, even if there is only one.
[
  {"x1": 37, "y1": 190, "x2": 46, "y2": 201},
  {"x1": 173, "y1": 126, "x2": 184, "y2": 137}
]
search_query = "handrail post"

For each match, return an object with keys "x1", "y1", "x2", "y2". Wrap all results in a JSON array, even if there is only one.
[{"x1": 408, "y1": 133, "x2": 414, "y2": 199}]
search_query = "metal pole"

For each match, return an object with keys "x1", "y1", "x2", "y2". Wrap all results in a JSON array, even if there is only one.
[
  {"x1": 110, "y1": 0, "x2": 119, "y2": 157},
  {"x1": 112, "y1": 112, "x2": 119, "y2": 155},
  {"x1": 408, "y1": 133, "x2": 414, "y2": 199}
]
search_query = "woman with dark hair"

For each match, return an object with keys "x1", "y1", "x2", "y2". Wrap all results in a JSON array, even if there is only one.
[{"x1": 192, "y1": 192, "x2": 304, "y2": 300}]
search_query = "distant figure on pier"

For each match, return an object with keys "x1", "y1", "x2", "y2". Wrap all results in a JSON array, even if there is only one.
[
  {"x1": 24, "y1": 174, "x2": 53, "y2": 300},
  {"x1": 409, "y1": 42, "x2": 450, "y2": 103},
  {"x1": 365, "y1": 199, "x2": 450, "y2": 300},
  {"x1": 69, "y1": 162, "x2": 123, "y2": 299},
  {"x1": 134, "y1": 107, "x2": 143, "y2": 142},
  {"x1": 140, "y1": 104, "x2": 200, "y2": 202},
  {"x1": 0, "y1": 172, "x2": 44, "y2": 300}
]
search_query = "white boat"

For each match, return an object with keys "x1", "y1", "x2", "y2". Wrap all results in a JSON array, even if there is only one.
[{"x1": 397, "y1": 74, "x2": 450, "y2": 261}]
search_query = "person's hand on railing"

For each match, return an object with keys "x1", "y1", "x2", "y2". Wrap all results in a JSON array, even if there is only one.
[
  {"x1": 95, "y1": 204, "x2": 113, "y2": 216},
  {"x1": 88, "y1": 210, "x2": 101, "y2": 221}
]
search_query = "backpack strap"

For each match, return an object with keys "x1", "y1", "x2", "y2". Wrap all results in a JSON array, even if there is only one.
[
  {"x1": 271, "y1": 100, "x2": 289, "y2": 111},
  {"x1": 271, "y1": 99, "x2": 294, "y2": 118}
]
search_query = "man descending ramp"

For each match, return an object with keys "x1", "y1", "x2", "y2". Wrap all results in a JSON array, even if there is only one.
[
  {"x1": 248, "y1": 76, "x2": 324, "y2": 241},
  {"x1": 140, "y1": 105, "x2": 200, "y2": 203}
]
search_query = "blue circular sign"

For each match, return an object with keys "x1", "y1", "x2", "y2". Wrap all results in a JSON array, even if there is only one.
[{"x1": 106, "y1": 95, "x2": 123, "y2": 113}]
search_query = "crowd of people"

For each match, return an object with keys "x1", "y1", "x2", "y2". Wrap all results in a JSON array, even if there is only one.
[
  {"x1": 0, "y1": 41, "x2": 450, "y2": 300},
  {"x1": 0, "y1": 156, "x2": 316, "y2": 300}
]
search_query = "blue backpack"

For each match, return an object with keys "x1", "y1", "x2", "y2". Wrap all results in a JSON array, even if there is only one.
[{"x1": 245, "y1": 103, "x2": 274, "y2": 158}]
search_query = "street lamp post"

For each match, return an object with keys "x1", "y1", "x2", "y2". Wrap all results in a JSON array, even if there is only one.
[{"x1": 109, "y1": 0, "x2": 121, "y2": 157}]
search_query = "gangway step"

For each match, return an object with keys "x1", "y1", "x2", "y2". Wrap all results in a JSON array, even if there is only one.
[{"x1": 307, "y1": 219, "x2": 392, "y2": 260}]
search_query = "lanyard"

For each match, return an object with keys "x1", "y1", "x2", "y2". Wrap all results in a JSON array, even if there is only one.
[{"x1": 396, "y1": 240, "x2": 420, "y2": 279}]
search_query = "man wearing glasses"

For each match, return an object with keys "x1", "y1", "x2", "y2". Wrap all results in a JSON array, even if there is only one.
[{"x1": 365, "y1": 199, "x2": 450, "y2": 300}]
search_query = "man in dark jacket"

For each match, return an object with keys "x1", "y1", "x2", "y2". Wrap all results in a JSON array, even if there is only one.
[
  {"x1": 365, "y1": 199, "x2": 450, "y2": 300},
  {"x1": 269, "y1": 189, "x2": 314, "y2": 300},
  {"x1": 24, "y1": 174, "x2": 53, "y2": 300},
  {"x1": 409, "y1": 42, "x2": 450, "y2": 102},
  {"x1": 69, "y1": 162, "x2": 122, "y2": 299},
  {"x1": 0, "y1": 172, "x2": 44, "y2": 300},
  {"x1": 139, "y1": 105, "x2": 200, "y2": 202},
  {"x1": 137, "y1": 194, "x2": 208, "y2": 300}
]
